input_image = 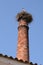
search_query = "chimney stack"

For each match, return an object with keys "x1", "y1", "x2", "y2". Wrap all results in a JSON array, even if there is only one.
[{"x1": 16, "y1": 10, "x2": 32, "y2": 62}]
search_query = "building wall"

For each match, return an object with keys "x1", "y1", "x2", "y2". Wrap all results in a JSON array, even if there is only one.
[{"x1": 0, "y1": 56, "x2": 30, "y2": 65}]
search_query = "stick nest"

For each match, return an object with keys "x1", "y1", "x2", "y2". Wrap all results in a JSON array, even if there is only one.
[{"x1": 16, "y1": 11, "x2": 33, "y2": 23}]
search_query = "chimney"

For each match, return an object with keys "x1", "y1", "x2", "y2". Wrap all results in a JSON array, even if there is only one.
[{"x1": 16, "y1": 10, "x2": 33, "y2": 62}]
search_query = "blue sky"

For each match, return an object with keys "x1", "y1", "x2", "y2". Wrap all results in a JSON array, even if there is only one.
[{"x1": 0, "y1": 0, "x2": 43, "y2": 65}]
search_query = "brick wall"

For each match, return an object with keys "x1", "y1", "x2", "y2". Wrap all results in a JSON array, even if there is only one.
[{"x1": 17, "y1": 20, "x2": 29, "y2": 62}]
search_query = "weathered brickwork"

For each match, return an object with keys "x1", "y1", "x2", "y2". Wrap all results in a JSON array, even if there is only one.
[
  {"x1": 16, "y1": 11, "x2": 32, "y2": 62},
  {"x1": 18, "y1": 20, "x2": 28, "y2": 26},
  {"x1": 17, "y1": 20, "x2": 29, "y2": 62}
]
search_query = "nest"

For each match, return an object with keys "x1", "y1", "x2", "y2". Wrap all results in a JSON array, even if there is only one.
[{"x1": 16, "y1": 11, "x2": 33, "y2": 23}]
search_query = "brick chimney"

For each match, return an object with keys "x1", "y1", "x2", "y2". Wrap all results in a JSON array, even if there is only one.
[{"x1": 16, "y1": 10, "x2": 32, "y2": 62}]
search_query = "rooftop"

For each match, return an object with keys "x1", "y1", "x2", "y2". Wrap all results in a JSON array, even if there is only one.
[{"x1": 0, "y1": 54, "x2": 37, "y2": 65}]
